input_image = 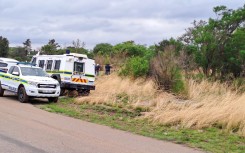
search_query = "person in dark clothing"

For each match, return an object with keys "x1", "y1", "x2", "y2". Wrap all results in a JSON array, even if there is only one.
[
  {"x1": 95, "y1": 64, "x2": 101, "y2": 76},
  {"x1": 105, "y1": 64, "x2": 112, "y2": 75}
]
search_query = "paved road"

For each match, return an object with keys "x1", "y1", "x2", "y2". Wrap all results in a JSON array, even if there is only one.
[{"x1": 0, "y1": 93, "x2": 203, "y2": 153}]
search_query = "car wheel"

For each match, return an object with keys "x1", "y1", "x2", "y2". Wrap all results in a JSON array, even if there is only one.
[
  {"x1": 0, "y1": 83, "x2": 4, "y2": 97},
  {"x1": 78, "y1": 89, "x2": 90, "y2": 96},
  {"x1": 18, "y1": 87, "x2": 29, "y2": 103},
  {"x1": 48, "y1": 97, "x2": 58, "y2": 103}
]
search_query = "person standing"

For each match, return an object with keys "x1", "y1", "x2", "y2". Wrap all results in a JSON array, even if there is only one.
[
  {"x1": 95, "y1": 64, "x2": 101, "y2": 76},
  {"x1": 105, "y1": 64, "x2": 112, "y2": 75}
]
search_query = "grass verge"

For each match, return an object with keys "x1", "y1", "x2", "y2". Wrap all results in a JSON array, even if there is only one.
[{"x1": 38, "y1": 97, "x2": 245, "y2": 153}]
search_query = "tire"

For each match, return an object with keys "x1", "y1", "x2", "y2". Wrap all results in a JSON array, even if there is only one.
[
  {"x1": 78, "y1": 89, "x2": 90, "y2": 96},
  {"x1": 18, "y1": 87, "x2": 29, "y2": 103},
  {"x1": 48, "y1": 97, "x2": 58, "y2": 103},
  {"x1": 68, "y1": 90, "x2": 78, "y2": 97},
  {"x1": 0, "y1": 83, "x2": 4, "y2": 97}
]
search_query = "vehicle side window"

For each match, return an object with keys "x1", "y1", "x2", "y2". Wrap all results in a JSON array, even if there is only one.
[
  {"x1": 8, "y1": 66, "x2": 15, "y2": 74},
  {"x1": 54, "y1": 60, "x2": 61, "y2": 70},
  {"x1": 0, "y1": 62, "x2": 7, "y2": 67},
  {"x1": 31, "y1": 57, "x2": 37, "y2": 65},
  {"x1": 46, "y1": 60, "x2": 53, "y2": 70},
  {"x1": 38, "y1": 60, "x2": 45, "y2": 68},
  {"x1": 12, "y1": 67, "x2": 20, "y2": 75}
]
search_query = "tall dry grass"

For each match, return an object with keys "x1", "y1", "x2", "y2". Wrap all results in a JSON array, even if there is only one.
[
  {"x1": 76, "y1": 74, "x2": 245, "y2": 136},
  {"x1": 76, "y1": 74, "x2": 157, "y2": 107},
  {"x1": 146, "y1": 79, "x2": 245, "y2": 136}
]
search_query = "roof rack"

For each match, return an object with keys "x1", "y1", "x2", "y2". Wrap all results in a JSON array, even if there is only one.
[{"x1": 16, "y1": 62, "x2": 36, "y2": 66}]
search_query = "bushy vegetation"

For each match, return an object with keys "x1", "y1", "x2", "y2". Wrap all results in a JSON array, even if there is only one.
[
  {"x1": 180, "y1": 5, "x2": 245, "y2": 79},
  {"x1": 120, "y1": 57, "x2": 149, "y2": 78},
  {"x1": 150, "y1": 48, "x2": 187, "y2": 95}
]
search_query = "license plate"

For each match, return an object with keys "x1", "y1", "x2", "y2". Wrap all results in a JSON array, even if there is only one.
[{"x1": 40, "y1": 90, "x2": 53, "y2": 93}]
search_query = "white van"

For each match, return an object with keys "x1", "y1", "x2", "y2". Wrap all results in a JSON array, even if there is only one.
[{"x1": 31, "y1": 53, "x2": 95, "y2": 95}]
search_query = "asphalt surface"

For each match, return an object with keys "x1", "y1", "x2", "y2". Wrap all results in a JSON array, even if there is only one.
[{"x1": 0, "y1": 92, "x2": 204, "y2": 153}]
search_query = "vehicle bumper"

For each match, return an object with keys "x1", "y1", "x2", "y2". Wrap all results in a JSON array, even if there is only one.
[
  {"x1": 61, "y1": 82, "x2": 95, "y2": 90},
  {"x1": 25, "y1": 86, "x2": 60, "y2": 97}
]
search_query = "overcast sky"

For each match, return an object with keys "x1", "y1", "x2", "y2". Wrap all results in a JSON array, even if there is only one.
[{"x1": 0, "y1": 0, "x2": 244, "y2": 50}]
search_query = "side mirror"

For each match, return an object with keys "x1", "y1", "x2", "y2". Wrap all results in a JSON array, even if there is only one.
[{"x1": 12, "y1": 72, "x2": 20, "y2": 76}]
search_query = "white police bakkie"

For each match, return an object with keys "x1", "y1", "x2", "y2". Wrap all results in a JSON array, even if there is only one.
[{"x1": 0, "y1": 62, "x2": 60, "y2": 103}]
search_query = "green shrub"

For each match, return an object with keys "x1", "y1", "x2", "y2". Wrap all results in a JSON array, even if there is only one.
[
  {"x1": 120, "y1": 57, "x2": 149, "y2": 78},
  {"x1": 172, "y1": 68, "x2": 186, "y2": 95}
]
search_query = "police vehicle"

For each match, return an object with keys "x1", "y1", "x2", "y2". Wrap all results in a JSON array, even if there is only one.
[
  {"x1": 0, "y1": 58, "x2": 19, "y2": 73},
  {"x1": 0, "y1": 63, "x2": 60, "y2": 103},
  {"x1": 31, "y1": 52, "x2": 95, "y2": 96}
]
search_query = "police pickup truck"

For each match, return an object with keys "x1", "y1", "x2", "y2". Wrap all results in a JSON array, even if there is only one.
[{"x1": 0, "y1": 63, "x2": 60, "y2": 103}]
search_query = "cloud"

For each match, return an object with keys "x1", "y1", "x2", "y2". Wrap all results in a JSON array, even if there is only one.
[{"x1": 0, "y1": 0, "x2": 244, "y2": 49}]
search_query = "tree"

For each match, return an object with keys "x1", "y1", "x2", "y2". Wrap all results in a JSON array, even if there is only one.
[
  {"x1": 155, "y1": 38, "x2": 183, "y2": 55},
  {"x1": 180, "y1": 5, "x2": 245, "y2": 78},
  {"x1": 48, "y1": 39, "x2": 60, "y2": 49},
  {"x1": 113, "y1": 41, "x2": 148, "y2": 57},
  {"x1": 9, "y1": 47, "x2": 29, "y2": 61},
  {"x1": 93, "y1": 43, "x2": 113, "y2": 55},
  {"x1": 41, "y1": 39, "x2": 60, "y2": 55},
  {"x1": 23, "y1": 39, "x2": 31, "y2": 55},
  {"x1": 72, "y1": 39, "x2": 86, "y2": 53},
  {"x1": 0, "y1": 36, "x2": 9, "y2": 57},
  {"x1": 223, "y1": 27, "x2": 245, "y2": 77}
]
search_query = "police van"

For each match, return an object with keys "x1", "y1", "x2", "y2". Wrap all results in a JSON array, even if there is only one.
[
  {"x1": 31, "y1": 53, "x2": 95, "y2": 95},
  {"x1": 0, "y1": 63, "x2": 60, "y2": 103}
]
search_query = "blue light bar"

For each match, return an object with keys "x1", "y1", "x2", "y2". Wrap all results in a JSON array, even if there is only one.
[{"x1": 16, "y1": 62, "x2": 36, "y2": 66}]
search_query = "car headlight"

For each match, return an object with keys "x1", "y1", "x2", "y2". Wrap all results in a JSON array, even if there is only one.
[{"x1": 28, "y1": 81, "x2": 39, "y2": 87}]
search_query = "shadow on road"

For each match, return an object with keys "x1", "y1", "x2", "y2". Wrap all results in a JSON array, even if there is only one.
[{"x1": 3, "y1": 91, "x2": 49, "y2": 105}]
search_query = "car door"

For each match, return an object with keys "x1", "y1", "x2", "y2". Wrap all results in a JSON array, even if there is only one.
[
  {"x1": 8, "y1": 66, "x2": 20, "y2": 93},
  {"x1": 1, "y1": 66, "x2": 14, "y2": 90}
]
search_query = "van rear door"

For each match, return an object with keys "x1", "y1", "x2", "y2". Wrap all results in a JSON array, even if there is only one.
[
  {"x1": 84, "y1": 59, "x2": 95, "y2": 79},
  {"x1": 71, "y1": 62, "x2": 87, "y2": 84}
]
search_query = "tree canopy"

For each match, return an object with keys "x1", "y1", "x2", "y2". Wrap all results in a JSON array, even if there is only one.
[
  {"x1": 0, "y1": 36, "x2": 9, "y2": 57},
  {"x1": 180, "y1": 4, "x2": 245, "y2": 78}
]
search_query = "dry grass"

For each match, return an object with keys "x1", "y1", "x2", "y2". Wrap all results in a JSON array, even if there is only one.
[
  {"x1": 75, "y1": 74, "x2": 157, "y2": 107},
  {"x1": 75, "y1": 74, "x2": 245, "y2": 136},
  {"x1": 146, "y1": 79, "x2": 245, "y2": 136}
]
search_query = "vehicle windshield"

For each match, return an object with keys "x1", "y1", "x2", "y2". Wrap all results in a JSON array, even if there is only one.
[{"x1": 21, "y1": 67, "x2": 47, "y2": 77}]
